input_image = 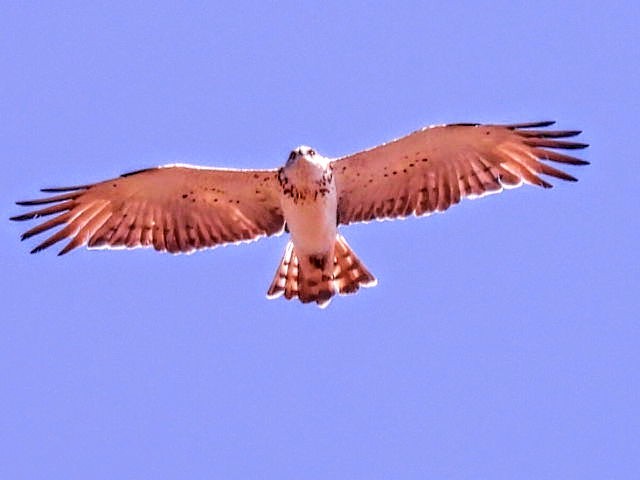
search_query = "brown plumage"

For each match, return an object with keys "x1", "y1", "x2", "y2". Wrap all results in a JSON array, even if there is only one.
[
  {"x1": 11, "y1": 121, "x2": 588, "y2": 307},
  {"x1": 333, "y1": 121, "x2": 588, "y2": 224},
  {"x1": 12, "y1": 166, "x2": 285, "y2": 255}
]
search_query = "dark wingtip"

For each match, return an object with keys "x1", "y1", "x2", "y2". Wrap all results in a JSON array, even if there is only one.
[
  {"x1": 10, "y1": 212, "x2": 38, "y2": 221},
  {"x1": 57, "y1": 241, "x2": 75, "y2": 256},
  {"x1": 569, "y1": 142, "x2": 589, "y2": 149},
  {"x1": 448, "y1": 122, "x2": 480, "y2": 127},
  {"x1": 509, "y1": 120, "x2": 556, "y2": 129},
  {"x1": 120, "y1": 167, "x2": 155, "y2": 178},
  {"x1": 21, "y1": 230, "x2": 38, "y2": 241},
  {"x1": 40, "y1": 185, "x2": 89, "y2": 193}
]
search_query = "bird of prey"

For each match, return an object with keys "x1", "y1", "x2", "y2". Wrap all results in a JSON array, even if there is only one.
[{"x1": 11, "y1": 121, "x2": 588, "y2": 307}]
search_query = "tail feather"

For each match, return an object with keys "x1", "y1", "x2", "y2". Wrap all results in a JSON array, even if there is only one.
[
  {"x1": 284, "y1": 246, "x2": 300, "y2": 300},
  {"x1": 334, "y1": 235, "x2": 377, "y2": 294},
  {"x1": 267, "y1": 241, "x2": 297, "y2": 299},
  {"x1": 266, "y1": 234, "x2": 376, "y2": 307}
]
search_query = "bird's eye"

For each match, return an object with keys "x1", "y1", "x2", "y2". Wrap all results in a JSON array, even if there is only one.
[{"x1": 308, "y1": 149, "x2": 315, "y2": 156}]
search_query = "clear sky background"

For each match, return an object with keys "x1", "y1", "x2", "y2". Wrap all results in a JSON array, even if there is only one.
[{"x1": 2, "y1": 2, "x2": 638, "y2": 478}]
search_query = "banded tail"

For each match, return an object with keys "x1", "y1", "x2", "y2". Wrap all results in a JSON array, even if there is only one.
[{"x1": 267, "y1": 234, "x2": 377, "y2": 307}]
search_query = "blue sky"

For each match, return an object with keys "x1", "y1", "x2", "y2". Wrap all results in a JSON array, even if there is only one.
[{"x1": 2, "y1": 1, "x2": 638, "y2": 478}]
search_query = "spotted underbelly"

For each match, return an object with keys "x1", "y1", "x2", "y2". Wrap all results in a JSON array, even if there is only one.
[{"x1": 282, "y1": 188, "x2": 337, "y2": 255}]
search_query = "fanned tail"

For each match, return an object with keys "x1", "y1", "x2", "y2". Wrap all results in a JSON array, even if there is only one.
[
  {"x1": 333, "y1": 234, "x2": 377, "y2": 295},
  {"x1": 266, "y1": 241, "x2": 300, "y2": 301},
  {"x1": 266, "y1": 234, "x2": 377, "y2": 308}
]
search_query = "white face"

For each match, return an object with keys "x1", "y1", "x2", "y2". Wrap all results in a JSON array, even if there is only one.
[
  {"x1": 286, "y1": 145, "x2": 317, "y2": 167},
  {"x1": 285, "y1": 146, "x2": 333, "y2": 174}
]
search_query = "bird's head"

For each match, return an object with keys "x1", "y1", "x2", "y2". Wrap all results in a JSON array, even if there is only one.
[
  {"x1": 286, "y1": 145, "x2": 316, "y2": 166},
  {"x1": 285, "y1": 146, "x2": 330, "y2": 170}
]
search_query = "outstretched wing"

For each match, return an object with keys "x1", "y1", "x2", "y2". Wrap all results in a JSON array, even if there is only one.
[
  {"x1": 332, "y1": 121, "x2": 588, "y2": 225},
  {"x1": 11, "y1": 164, "x2": 285, "y2": 255}
]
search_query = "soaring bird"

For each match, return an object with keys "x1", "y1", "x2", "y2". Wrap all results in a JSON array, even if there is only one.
[{"x1": 11, "y1": 121, "x2": 588, "y2": 307}]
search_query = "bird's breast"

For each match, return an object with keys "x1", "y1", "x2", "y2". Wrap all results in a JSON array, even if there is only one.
[{"x1": 278, "y1": 166, "x2": 337, "y2": 255}]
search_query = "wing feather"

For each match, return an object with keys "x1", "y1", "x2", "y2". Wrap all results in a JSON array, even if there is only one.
[
  {"x1": 332, "y1": 122, "x2": 588, "y2": 225},
  {"x1": 12, "y1": 165, "x2": 285, "y2": 255}
]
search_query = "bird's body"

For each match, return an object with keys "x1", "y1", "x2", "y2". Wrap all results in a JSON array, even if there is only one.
[
  {"x1": 277, "y1": 146, "x2": 337, "y2": 256},
  {"x1": 269, "y1": 146, "x2": 375, "y2": 305},
  {"x1": 11, "y1": 121, "x2": 589, "y2": 307}
]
